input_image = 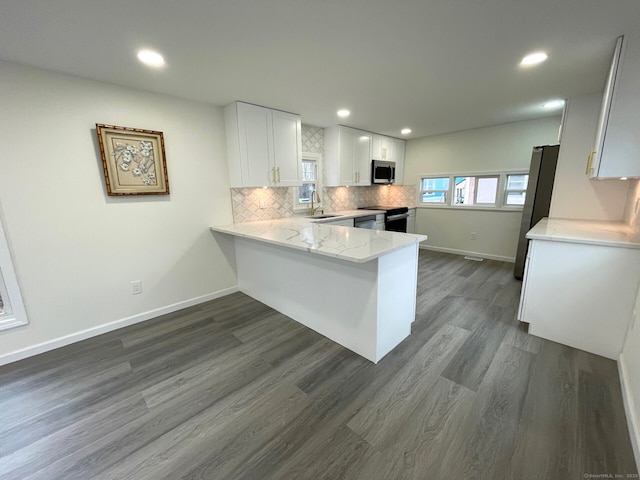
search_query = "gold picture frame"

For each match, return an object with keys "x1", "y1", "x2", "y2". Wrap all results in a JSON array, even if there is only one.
[{"x1": 96, "y1": 124, "x2": 170, "y2": 196}]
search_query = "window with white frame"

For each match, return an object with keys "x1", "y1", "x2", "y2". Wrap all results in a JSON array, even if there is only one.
[
  {"x1": 294, "y1": 152, "x2": 322, "y2": 211},
  {"x1": 452, "y1": 175, "x2": 499, "y2": 206},
  {"x1": 0, "y1": 217, "x2": 28, "y2": 331},
  {"x1": 0, "y1": 270, "x2": 11, "y2": 317},
  {"x1": 420, "y1": 177, "x2": 450, "y2": 204},
  {"x1": 504, "y1": 173, "x2": 529, "y2": 206},
  {"x1": 419, "y1": 171, "x2": 528, "y2": 209}
]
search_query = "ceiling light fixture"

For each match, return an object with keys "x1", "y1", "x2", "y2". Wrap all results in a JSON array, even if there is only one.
[
  {"x1": 401, "y1": 128, "x2": 412, "y2": 135},
  {"x1": 543, "y1": 99, "x2": 565, "y2": 109},
  {"x1": 337, "y1": 109, "x2": 350, "y2": 118},
  {"x1": 137, "y1": 50, "x2": 165, "y2": 67},
  {"x1": 620, "y1": 177, "x2": 628, "y2": 181},
  {"x1": 520, "y1": 51, "x2": 548, "y2": 66}
]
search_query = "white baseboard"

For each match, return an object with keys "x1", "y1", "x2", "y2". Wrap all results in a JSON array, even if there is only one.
[
  {"x1": 619, "y1": 354, "x2": 640, "y2": 471},
  {"x1": 419, "y1": 244, "x2": 515, "y2": 263},
  {"x1": 0, "y1": 286, "x2": 239, "y2": 367}
]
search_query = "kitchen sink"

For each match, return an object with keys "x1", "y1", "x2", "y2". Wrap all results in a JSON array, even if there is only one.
[{"x1": 305, "y1": 214, "x2": 340, "y2": 219}]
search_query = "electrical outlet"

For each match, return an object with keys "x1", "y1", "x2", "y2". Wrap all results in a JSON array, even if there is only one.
[
  {"x1": 259, "y1": 199, "x2": 268, "y2": 209},
  {"x1": 470, "y1": 232, "x2": 477, "y2": 240},
  {"x1": 131, "y1": 280, "x2": 142, "y2": 295}
]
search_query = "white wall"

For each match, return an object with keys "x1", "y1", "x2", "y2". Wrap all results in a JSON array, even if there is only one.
[
  {"x1": 550, "y1": 93, "x2": 630, "y2": 221},
  {"x1": 0, "y1": 61, "x2": 237, "y2": 363},
  {"x1": 404, "y1": 117, "x2": 561, "y2": 260}
]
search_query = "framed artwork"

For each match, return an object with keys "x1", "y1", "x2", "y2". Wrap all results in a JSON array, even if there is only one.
[{"x1": 96, "y1": 124, "x2": 170, "y2": 195}]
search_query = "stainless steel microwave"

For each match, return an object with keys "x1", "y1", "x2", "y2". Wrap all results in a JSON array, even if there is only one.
[{"x1": 371, "y1": 160, "x2": 396, "y2": 184}]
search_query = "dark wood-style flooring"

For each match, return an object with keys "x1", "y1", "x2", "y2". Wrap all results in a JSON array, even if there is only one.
[{"x1": 0, "y1": 250, "x2": 637, "y2": 479}]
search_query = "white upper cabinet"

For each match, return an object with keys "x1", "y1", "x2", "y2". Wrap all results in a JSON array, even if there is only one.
[
  {"x1": 372, "y1": 135, "x2": 394, "y2": 161},
  {"x1": 372, "y1": 134, "x2": 406, "y2": 185},
  {"x1": 225, "y1": 101, "x2": 302, "y2": 187},
  {"x1": 392, "y1": 137, "x2": 405, "y2": 185},
  {"x1": 325, "y1": 126, "x2": 372, "y2": 186},
  {"x1": 270, "y1": 109, "x2": 303, "y2": 186},
  {"x1": 589, "y1": 34, "x2": 640, "y2": 179}
]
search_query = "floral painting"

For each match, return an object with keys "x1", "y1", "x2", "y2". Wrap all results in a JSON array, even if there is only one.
[{"x1": 96, "y1": 124, "x2": 170, "y2": 195}]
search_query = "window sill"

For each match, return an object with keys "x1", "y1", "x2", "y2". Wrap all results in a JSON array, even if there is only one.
[
  {"x1": 417, "y1": 204, "x2": 524, "y2": 212},
  {"x1": 0, "y1": 315, "x2": 28, "y2": 332}
]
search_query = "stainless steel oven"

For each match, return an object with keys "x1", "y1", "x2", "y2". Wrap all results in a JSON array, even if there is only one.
[{"x1": 358, "y1": 206, "x2": 409, "y2": 232}]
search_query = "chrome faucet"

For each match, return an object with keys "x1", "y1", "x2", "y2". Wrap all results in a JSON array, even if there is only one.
[{"x1": 310, "y1": 190, "x2": 321, "y2": 216}]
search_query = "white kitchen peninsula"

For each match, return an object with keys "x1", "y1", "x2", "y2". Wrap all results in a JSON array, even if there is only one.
[{"x1": 211, "y1": 218, "x2": 427, "y2": 363}]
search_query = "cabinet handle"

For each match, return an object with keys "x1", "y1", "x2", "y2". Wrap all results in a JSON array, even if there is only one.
[
  {"x1": 585, "y1": 149, "x2": 595, "y2": 175},
  {"x1": 277, "y1": 167, "x2": 281, "y2": 183},
  {"x1": 271, "y1": 167, "x2": 276, "y2": 183}
]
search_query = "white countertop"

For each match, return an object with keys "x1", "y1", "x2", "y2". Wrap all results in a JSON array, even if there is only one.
[
  {"x1": 305, "y1": 209, "x2": 384, "y2": 223},
  {"x1": 526, "y1": 217, "x2": 640, "y2": 249},
  {"x1": 210, "y1": 215, "x2": 427, "y2": 263}
]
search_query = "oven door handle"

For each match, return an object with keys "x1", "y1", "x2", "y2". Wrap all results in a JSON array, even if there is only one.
[{"x1": 386, "y1": 213, "x2": 409, "y2": 221}]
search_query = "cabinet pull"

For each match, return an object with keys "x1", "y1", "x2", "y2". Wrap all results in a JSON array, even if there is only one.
[
  {"x1": 585, "y1": 149, "x2": 595, "y2": 175},
  {"x1": 277, "y1": 167, "x2": 281, "y2": 183},
  {"x1": 271, "y1": 167, "x2": 276, "y2": 183}
]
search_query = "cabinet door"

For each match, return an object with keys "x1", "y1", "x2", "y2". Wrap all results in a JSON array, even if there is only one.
[
  {"x1": 372, "y1": 134, "x2": 393, "y2": 160},
  {"x1": 353, "y1": 130, "x2": 372, "y2": 186},
  {"x1": 392, "y1": 138, "x2": 405, "y2": 185},
  {"x1": 271, "y1": 110, "x2": 302, "y2": 186},
  {"x1": 237, "y1": 102, "x2": 273, "y2": 186},
  {"x1": 406, "y1": 208, "x2": 416, "y2": 233},
  {"x1": 591, "y1": 34, "x2": 640, "y2": 178},
  {"x1": 590, "y1": 36, "x2": 624, "y2": 178},
  {"x1": 338, "y1": 127, "x2": 357, "y2": 185}
]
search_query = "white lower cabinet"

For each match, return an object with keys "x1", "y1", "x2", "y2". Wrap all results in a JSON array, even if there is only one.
[
  {"x1": 407, "y1": 208, "x2": 416, "y2": 233},
  {"x1": 518, "y1": 239, "x2": 640, "y2": 359}
]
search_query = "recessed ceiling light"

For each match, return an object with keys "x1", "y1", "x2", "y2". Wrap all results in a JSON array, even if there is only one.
[
  {"x1": 337, "y1": 109, "x2": 350, "y2": 118},
  {"x1": 401, "y1": 128, "x2": 412, "y2": 135},
  {"x1": 137, "y1": 50, "x2": 165, "y2": 67},
  {"x1": 520, "y1": 52, "x2": 548, "y2": 66},
  {"x1": 543, "y1": 99, "x2": 565, "y2": 109}
]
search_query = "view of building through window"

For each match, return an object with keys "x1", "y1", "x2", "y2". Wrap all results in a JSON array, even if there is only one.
[
  {"x1": 420, "y1": 172, "x2": 528, "y2": 208},
  {"x1": 421, "y1": 177, "x2": 450, "y2": 203},
  {"x1": 453, "y1": 176, "x2": 499, "y2": 205}
]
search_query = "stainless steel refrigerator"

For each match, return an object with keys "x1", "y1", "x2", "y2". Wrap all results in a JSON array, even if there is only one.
[{"x1": 514, "y1": 145, "x2": 560, "y2": 279}]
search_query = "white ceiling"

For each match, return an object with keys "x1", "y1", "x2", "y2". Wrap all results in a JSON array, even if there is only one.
[{"x1": 1, "y1": 0, "x2": 639, "y2": 138}]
